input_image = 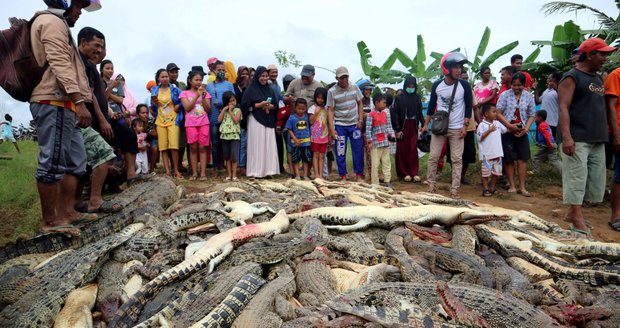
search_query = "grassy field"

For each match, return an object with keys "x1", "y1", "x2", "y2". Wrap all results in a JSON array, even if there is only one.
[
  {"x1": 0, "y1": 139, "x2": 565, "y2": 247},
  {"x1": 0, "y1": 140, "x2": 41, "y2": 246}
]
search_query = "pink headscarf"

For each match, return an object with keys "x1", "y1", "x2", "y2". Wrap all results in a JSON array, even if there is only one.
[{"x1": 112, "y1": 73, "x2": 138, "y2": 120}]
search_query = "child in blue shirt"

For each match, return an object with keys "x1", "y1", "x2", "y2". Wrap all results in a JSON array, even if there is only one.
[
  {"x1": 286, "y1": 98, "x2": 312, "y2": 179},
  {"x1": 0, "y1": 114, "x2": 20, "y2": 153}
]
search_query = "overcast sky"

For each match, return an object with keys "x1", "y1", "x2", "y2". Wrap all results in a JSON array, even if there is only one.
[{"x1": 1, "y1": 0, "x2": 617, "y2": 125}]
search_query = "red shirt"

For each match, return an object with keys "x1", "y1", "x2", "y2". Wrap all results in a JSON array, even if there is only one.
[{"x1": 276, "y1": 104, "x2": 291, "y2": 129}]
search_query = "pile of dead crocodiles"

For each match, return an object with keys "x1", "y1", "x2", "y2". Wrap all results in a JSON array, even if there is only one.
[{"x1": 0, "y1": 176, "x2": 618, "y2": 327}]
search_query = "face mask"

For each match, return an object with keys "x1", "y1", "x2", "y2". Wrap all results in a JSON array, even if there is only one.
[
  {"x1": 406, "y1": 87, "x2": 416, "y2": 94},
  {"x1": 216, "y1": 71, "x2": 226, "y2": 80}
]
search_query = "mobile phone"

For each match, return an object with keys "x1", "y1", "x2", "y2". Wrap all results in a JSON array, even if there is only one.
[
  {"x1": 516, "y1": 123, "x2": 524, "y2": 129},
  {"x1": 266, "y1": 97, "x2": 272, "y2": 103}
]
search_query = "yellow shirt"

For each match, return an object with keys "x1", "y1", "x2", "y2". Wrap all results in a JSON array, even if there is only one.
[{"x1": 155, "y1": 88, "x2": 177, "y2": 127}]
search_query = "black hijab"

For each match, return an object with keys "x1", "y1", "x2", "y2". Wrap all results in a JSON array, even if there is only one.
[
  {"x1": 392, "y1": 76, "x2": 423, "y2": 132},
  {"x1": 241, "y1": 66, "x2": 278, "y2": 128}
]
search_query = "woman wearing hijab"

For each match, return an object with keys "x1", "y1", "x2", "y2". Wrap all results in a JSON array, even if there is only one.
[
  {"x1": 391, "y1": 76, "x2": 425, "y2": 182},
  {"x1": 241, "y1": 66, "x2": 280, "y2": 178},
  {"x1": 234, "y1": 66, "x2": 251, "y2": 174}
]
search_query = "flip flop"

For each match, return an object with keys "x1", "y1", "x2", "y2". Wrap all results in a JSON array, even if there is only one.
[
  {"x1": 71, "y1": 213, "x2": 100, "y2": 225},
  {"x1": 517, "y1": 190, "x2": 532, "y2": 197},
  {"x1": 609, "y1": 217, "x2": 620, "y2": 231},
  {"x1": 37, "y1": 224, "x2": 81, "y2": 236},
  {"x1": 568, "y1": 224, "x2": 593, "y2": 240},
  {"x1": 88, "y1": 201, "x2": 122, "y2": 213}
]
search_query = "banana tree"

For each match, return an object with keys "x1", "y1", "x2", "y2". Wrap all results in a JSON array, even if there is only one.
[
  {"x1": 464, "y1": 27, "x2": 520, "y2": 79},
  {"x1": 527, "y1": 20, "x2": 585, "y2": 73}
]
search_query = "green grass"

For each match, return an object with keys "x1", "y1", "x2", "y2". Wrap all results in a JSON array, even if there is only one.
[{"x1": 0, "y1": 140, "x2": 41, "y2": 247}]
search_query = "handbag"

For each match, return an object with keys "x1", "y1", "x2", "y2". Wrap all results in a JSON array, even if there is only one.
[{"x1": 431, "y1": 81, "x2": 459, "y2": 136}]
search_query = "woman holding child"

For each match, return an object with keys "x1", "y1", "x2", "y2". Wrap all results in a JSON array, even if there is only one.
[
  {"x1": 496, "y1": 72, "x2": 536, "y2": 196},
  {"x1": 241, "y1": 66, "x2": 280, "y2": 178}
]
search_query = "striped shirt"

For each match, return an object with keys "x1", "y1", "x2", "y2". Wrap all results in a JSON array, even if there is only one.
[{"x1": 327, "y1": 83, "x2": 362, "y2": 126}]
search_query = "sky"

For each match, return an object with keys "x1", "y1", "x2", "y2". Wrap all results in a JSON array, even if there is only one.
[{"x1": 1, "y1": 0, "x2": 617, "y2": 125}]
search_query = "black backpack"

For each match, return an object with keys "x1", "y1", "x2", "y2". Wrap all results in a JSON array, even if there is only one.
[{"x1": 0, "y1": 12, "x2": 52, "y2": 102}]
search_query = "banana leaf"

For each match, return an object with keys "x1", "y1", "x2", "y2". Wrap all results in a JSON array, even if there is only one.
[
  {"x1": 551, "y1": 25, "x2": 568, "y2": 64},
  {"x1": 380, "y1": 51, "x2": 398, "y2": 71},
  {"x1": 478, "y1": 41, "x2": 519, "y2": 70},
  {"x1": 393, "y1": 48, "x2": 414, "y2": 70},
  {"x1": 413, "y1": 35, "x2": 427, "y2": 76},
  {"x1": 524, "y1": 47, "x2": 542, "y2": 64},
  {"x1": 357, "y1": 41, "x2": 375, "y2": 76},
  {"x1": 531, "y1": 40, "x2": 573, "y2": 46},
  {"x1": 473, "y1": 27, "x2": 491, "y2": 68}
]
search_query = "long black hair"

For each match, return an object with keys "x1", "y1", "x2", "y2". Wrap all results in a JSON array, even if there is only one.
[
  {"x1": 185, "y1": 70, "x2": 204, "y2": 90},
  {"x1": 155, "y1": 68, "x2": 166, "y2": 85},
  {"x1": 100, "y1": 59, "x2": 112, "y2": 78},
  {"x1": 313, "y1": 87, "x2": 327, "y2": 106}
]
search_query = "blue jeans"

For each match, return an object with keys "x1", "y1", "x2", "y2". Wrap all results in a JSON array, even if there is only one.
[
  {"x1": 238, "y1": 128, "x2": 247, "y2": 167},
  {"x1": 334, "y1": 124, "x2": 364, "y2": 177}
]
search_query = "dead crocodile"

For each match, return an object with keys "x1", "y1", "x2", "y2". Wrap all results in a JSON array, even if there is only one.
[
  {"x1": 289, "y1": 205, "x2": 508, "y2": 232},
  {"x1": 0, "y1": 176, "x2": 176, "y2": 263},
  {"x1": 296, "y1": 247, "x2": 340, "y2": 307},
  {"x1": 232, "y1": 264, "x2": 296, "y2": 328},
  {"x1": 325, "y1": 281, "x2": 556, "y2": 328},
  {"x1": 187, "y1": 273, "x2": 266, "y2": 328},
  {"x1": 137, "y1": 262, "x2": 263, "y2": 328},
  {"x1": 0, "y1": 223, "x2": 144, "y2": 328},
  {"x1": 217, "y1": 236, "x2": 316, "y2": 271},
  {"x1": 109, "y1": 210, "x2": 289, "y2": 328},
  {"x1": 405, "y1": 239, "x2": 495, "y2": 289},
  {"x1": 475, "y1": 224, "x2": 620, "y2": 286}
]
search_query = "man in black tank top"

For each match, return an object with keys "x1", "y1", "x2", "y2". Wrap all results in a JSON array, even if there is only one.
[{"x1": 558, "y1": 37, "x2": 617, "y2": 235}]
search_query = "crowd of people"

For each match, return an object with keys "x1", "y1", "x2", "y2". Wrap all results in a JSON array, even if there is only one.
[{"x1": 24, "y1": 0, "x2": 620, "y2": 236}]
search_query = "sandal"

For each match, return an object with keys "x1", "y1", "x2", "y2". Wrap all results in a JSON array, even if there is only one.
[
  {"x1": 609, "y1": 217, "x2": 620, "y2": 231},
  {"x1": 174, "y1": 172, "x2": 184, "y2": 180},
  {"x1": 482, "y1": 189, "x2": 492, "y2": 197},
  {"x1": 450, "y1": 191, "x2": 461, "y2": 199},
  {"x1": 568, "y1": 224, "x2": 593, "y2": 240},
  {"x1": 88, "y1": 201, "x2": 122, "y2": 213},
  {"x1": 199, "y1": 176, "x2": 208, "y2": 181},
  {"x1": 37, "y1": 224, "x2": 81, "y2": 237},
  {"x1": 232, "y1": 177, "x2": 239, "y2": 181},
  {"x1": 189, "y1": 176, "x2": 198, "y2": 181},
  {"x1": 225, "y1": 176, "x2": 232, "y2": 181},
  {"x1": 517, "y1": 190, "x2": 532, "y2": 197}
]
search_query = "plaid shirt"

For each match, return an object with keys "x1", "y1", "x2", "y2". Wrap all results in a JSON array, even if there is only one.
[
  {"x1": 496, "y1": 89, "x2": 536, "y2": 123},
  {"x1": 365, "y1": 109, "x2": 395, "y2": 148}
]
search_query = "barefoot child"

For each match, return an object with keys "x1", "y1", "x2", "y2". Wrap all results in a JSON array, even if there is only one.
[
  {"x1": 309, "y1": 87, "x2": 329, "y2": 179},
  {"x1": 132, "y1": 119, "x2": 149, "y2": 175},
  {"x1": 219, "y1": 91, "x2": 242, "y2": 181},
  {"x1": 180, "y1": 70, "x2": 212, "y2": 180},
  {"x1": 365, "y1": 94, "x2": 395, "y2": 187},
  {"x1": 286, "y1": 98, "x2": 312, "y2": 179},
  {"x1": 476, "y1": 103, "x2": 507, "y2": 196},
  {"x1": 0, "y1": 114, "x2": 20, "y2": 153}
]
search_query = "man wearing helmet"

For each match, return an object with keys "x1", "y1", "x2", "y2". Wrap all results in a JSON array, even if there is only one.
[
  {"x1": 30, "y1": 0, "x2": 99, "y2": 234},
  {"x1": 422, "y1": 52, "x2": 473, "y2": 199}
]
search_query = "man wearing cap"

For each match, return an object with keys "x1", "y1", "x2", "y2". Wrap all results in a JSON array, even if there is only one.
[
  {"x1": 206, "y1": 57, "x2": 218, "y2": 84},
  {"x1": 30, "y1": 0, "x2": 97, "y2": 234},
  {"x1": 267, "y1": 64, "x2": 281, "y2": 100},
  {"x1": 284, "y1": 64, "x2": 323, "y2": 107},
  {"x1": 327, "y1": 66, "x2": 365, "y2": 181},
  {"x1": 558, "y1": 37, "x2": 617, "y2": 235}
]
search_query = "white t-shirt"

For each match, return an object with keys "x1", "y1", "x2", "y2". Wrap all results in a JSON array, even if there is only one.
[
  {"x1": 434, "y1": 81, "x2": 466, "y2": 129},
  {"x1": 540, "y1": 88, "x2": 559, "y2": 127},
  {"x1": 476, "y1": 120, "x2": 506, "y2": 160}
]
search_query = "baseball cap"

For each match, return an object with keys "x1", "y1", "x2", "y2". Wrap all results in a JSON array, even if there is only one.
[
  {"x1": 207, "y1": 57, "x2": 218, "y2": 66},
  {"x1": 578, "y1": 37, "x2": 617, "y2": 54},
  {"x1": 166, "y1": 63, "x2": 180, "y2": 71},
  {"x1": 301, "y1": 64, "x2": 315, "y2": 77},
  {"x1": 335, "y1": 66, "x2": 349, "y2": 78},
  {"x1": 267, "y1": 64, "x2": 278, "y2": 71},
  {"x1": 191, "y1": 66, "x2": 207, "y2": 76}
]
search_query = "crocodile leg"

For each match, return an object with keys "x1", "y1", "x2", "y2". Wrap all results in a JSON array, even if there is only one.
[{"x1": 325, "y1": 218, "x2": 374, "y2": 232}]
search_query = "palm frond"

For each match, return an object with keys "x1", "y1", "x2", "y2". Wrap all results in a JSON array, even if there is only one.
[{"x1": 541, "y1": 2, "x2": 616, "y2": 29}]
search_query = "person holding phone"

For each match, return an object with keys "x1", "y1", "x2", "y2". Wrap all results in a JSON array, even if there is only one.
[
  {"x1": 496, "y1": 72, "x2": 536, "y2": 196},
  {"x1": 241, "y1": 66, "x2": 279, "y2": 178}
]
